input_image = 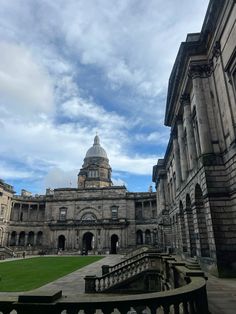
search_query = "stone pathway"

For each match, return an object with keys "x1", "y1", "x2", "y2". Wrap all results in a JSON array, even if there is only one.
[
  {"x1": 34, "y1": 254, "x2": 124, "y2": 296},
  {"x1": 206, "y1": 273, "x2": 236, "y2": 314}
]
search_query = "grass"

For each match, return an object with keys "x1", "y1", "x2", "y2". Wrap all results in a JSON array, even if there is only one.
[{"x1": 0, "y1": 256, "x2": 103, "y2": 292}]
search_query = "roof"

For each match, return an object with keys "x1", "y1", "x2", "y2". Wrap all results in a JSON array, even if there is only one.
[{"x1": 85, "y1": 135, "x2": 108, "y2": 159}]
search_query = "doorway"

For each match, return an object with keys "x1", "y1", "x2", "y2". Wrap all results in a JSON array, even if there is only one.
[
  {"x1": 82, "y1": 232, "x2": 94, "y2": 253},
  {"x1": 58, "y1": 235, "x2": 66, "y2": 250},
  {"x1": 110, "y1": 234, "x2": 119, "y2": 254}
]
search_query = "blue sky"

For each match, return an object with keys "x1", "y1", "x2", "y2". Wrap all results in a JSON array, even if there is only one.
[{"x1": 0, "y1": 0, "x2": 209, "y2": 194}]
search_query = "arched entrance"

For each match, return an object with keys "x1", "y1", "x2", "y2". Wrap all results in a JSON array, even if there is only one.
[
  {"x1": 145, "y1": 229, "x2": 151, "y2": 244},
  {"x1": 82, "y1": 232, "x2": 94, "y2": 253},
  {"x1": 110, "y1": 234, "x2": 119, "y2": 254},
  {"x1": 10, "y1": 231, "x2": 17, "y2": 246},
  {"x1": 195, "y1": 184, "x2": 210, "y2": 257},
  {"x1": 136, "y1": 230, "x2": 143, "y2": 245},
  {"x1": 58, "y1": 235, "x2": 66, "y2": 251}
]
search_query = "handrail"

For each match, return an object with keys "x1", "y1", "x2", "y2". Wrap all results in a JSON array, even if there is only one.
[
  {"x1": 105, "y1": 249, "x2": 158, "y2": 274},
  {"x1": 0, "y1": 277, "x2": 209, "y2": 313}
]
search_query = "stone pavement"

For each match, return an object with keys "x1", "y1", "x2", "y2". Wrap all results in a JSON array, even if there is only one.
[
  {"x1": 34, "y1": 254, "x2": 124, "y2": 296},
  {"x1": 206, "y1": 273, "x2": 236, "y2": 314}
]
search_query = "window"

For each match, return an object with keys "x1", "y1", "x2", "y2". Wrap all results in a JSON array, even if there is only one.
[
  {"x1": 88, "y1": 170, "x2": 99, "y2": 178},
  {"x1": 111, "y1": 206, "x2": 118, "y2": 220},
  {"x1": 59, "y1": 207, "x2": 67, "y2": 221}
]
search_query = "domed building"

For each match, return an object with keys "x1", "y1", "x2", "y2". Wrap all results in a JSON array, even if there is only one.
[
  {"x1": 78, "y1": 135, "x2": 112, "y2": 189},
  {"x1": 2, "y1": 136, "x2": 157, "y2": 256}
]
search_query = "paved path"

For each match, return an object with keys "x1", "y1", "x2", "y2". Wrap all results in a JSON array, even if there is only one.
[
  {"x1": 34, "y1": 254, "x2": 124, "y2": 296},
  {"x1": 206, "y1": 273, "x2": 236, "y2": 314}
]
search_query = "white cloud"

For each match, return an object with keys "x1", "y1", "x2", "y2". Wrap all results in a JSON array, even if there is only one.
[
  {"x1": 0, "y1": 42, "x2": 54, "y2": 119},
  {"x1": 60, "y1": 97, "x2": 128, "y2": 131},
  {"x1": 0, "y1": 163, "x2": 33, "y2": 180},
  {"x1": 112, "y1": 178, "x2": 127, "y2": 187},
  {"x1": 44, "y1": 168, "x2": 77, "y2": 189}
]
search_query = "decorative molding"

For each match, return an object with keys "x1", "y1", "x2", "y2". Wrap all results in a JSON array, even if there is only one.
[
  {"x1": 188, "y1": 61, "x2": 213, "y2": 79},
  {"x1": 180, "y1": 93, "x2": 190, "y2": 106},
  {"x1": 212, "y1": 41, "x2": 221, "y2": 60}
]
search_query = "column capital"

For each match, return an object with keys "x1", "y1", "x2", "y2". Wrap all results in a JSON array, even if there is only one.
[
  {"x1": 212, "y1": 41, "x2": 221, "y2": 60},
  {"x1": 180, "y1": 93, "x2": 190, "y2": 106},
  {"x1": 188, "y1": 61, "x2": 213, "y2": 79}
]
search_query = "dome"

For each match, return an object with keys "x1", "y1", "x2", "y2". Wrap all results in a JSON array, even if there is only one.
[{"x1": 85, "y1": 135, "x2": 108, "y2": 159}]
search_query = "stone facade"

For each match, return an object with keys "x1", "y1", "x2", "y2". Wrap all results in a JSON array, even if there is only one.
[
  {"x1": 1, "y1": 136, "x2": 157, "y2": 254},
  {"x1": 153, "y1": 0, "x2": 236, "y2": 276},
  {"x1": 0, "y1": 180, "x2": 14, "y2": 247}
]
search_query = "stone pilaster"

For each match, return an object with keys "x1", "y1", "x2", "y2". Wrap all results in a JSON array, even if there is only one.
[
  {"x1": 159, "y1": 177, "x2": 166, "y2": 211},
  {"x1": 173, "y1": 135, "x2": 181, "y2": 189},
  {"x1": 181, "y1": 94, "x2": 197, "y2": 169},
  {"x1": 177, "y1": 118, "x2": 188, "y2": 181},
  {"x1": 189, "y1": 63, "x2": 213, "y2": 155}
]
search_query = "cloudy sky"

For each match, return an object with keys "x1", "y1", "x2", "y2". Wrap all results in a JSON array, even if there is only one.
[{"x1": 0, "y1": 0, "x2": 209, "y2": 194}]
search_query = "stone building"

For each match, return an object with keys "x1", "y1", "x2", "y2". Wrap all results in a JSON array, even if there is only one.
[
  {"x1": 153, "y1": 0, "x2": 236, "y2": 276},
  {"x1": 0, "y1": 180, "x2": 14, "y2": 248},
  {"x1": 1, "y1": 135, "x2": 157, "y2": 254}
]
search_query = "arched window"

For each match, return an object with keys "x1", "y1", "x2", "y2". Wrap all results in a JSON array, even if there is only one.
[
  {"x1": 136, "y1": 230, "x2": 143, "y2": 245},
  {"x1": 195, "y1": 184, "x2": 210, "y2": 257},
  {"x1": 10, "y1": 231, "x2": 17, "y2": 246},
  {"x1": 28, "y1": 231, "x2": 35, "y2": 246},
  {"x1": 179, "y1": 201, "x2": 187, "y2": 252},
  {"x1": 186, "y1": 194, "x2": 196, "y2": 257},
  {"x1": 81, "y1": 213, "x2": 97, "y2": 221},
  {"x1": 18, "y1": 231, "x2": 25, "y2": 246},
  {"x1": 145, "y1": 229, "x2": 151, "y2": 244},
  {"x1": 36, "y1": 231, "x2": 43, "y2": 246}
]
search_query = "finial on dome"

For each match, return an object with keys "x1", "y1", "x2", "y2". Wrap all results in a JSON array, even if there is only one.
[{"x1": 94, "y1": 134, "x2": 100, "y2": 146}]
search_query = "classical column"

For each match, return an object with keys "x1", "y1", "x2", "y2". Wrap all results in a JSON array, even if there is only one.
[
  {"x1": 189, "y1": 63, "x2": 213, "y2": 155},
  {"x1": 181, "y1": 94, "x2": 197, "y2": 169},
  {"x1": 173, "y1": 135, "x2": 181, "y2": 189},
  {"x1": 177, "y1": 118, "x2": 188, "y2": 181}
]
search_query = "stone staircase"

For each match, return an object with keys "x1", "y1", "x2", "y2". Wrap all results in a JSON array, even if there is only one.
[{"x1": 0, "y1": 246, "x2": 14, "y2": 259}]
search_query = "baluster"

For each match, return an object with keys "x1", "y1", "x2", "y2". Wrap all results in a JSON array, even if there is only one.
[
  {"x1": 183, "y1": 302, "x2": 189, "y2": 314},
  {"x1": 112, "y1": 273, "x2": 115, "y2": 285},
  {"x1": 97, "y1": 278, "x2": 101, "y2": 292},
  {"x1": 149, "y1": 304, "x2": 158, "y2": 314},
  {"x1": 189, "y1": 300, "x2": 196, "y2": 314},
  {"x1": 174, "y1": 303, "x2": 180, "y2": 314},
  {"x1": 107, "y1": 275, "x2": 110, "y2": 288},
  {"x1": 162, "y1": 304, "x2": 170, "y2": 314},
  {"x1": 102, "y1": 277, "x2": 105, "y2": 291}
]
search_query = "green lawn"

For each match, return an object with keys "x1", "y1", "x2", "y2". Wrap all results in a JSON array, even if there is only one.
[{"x1": 0, "y1": 256, "x2": 103, "y2": 292}]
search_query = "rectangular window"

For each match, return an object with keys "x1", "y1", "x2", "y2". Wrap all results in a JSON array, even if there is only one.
[
  {"x1": 59, "y1": 208, "x2": 67, "y2": 221},
  {"x1": 111, "y1": 206, "x2": 118, "y2": 220}
]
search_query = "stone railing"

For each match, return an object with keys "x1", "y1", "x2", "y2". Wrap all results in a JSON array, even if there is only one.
[
  {"x1": 0, "y1": 254, "x2": 209, "y2": 314},
  {"x1": 85, "y1": 252, "x2": 161, "y2": 293},
  {"x1": 0, "y1": 246, "x2": 14, "y2": 259},
  {"x1": 102, "y1": 249, "x2": 157, "y2": 274},
  {"x1": 0, "y1": 277, "x2": 208, "y2": 314}
]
